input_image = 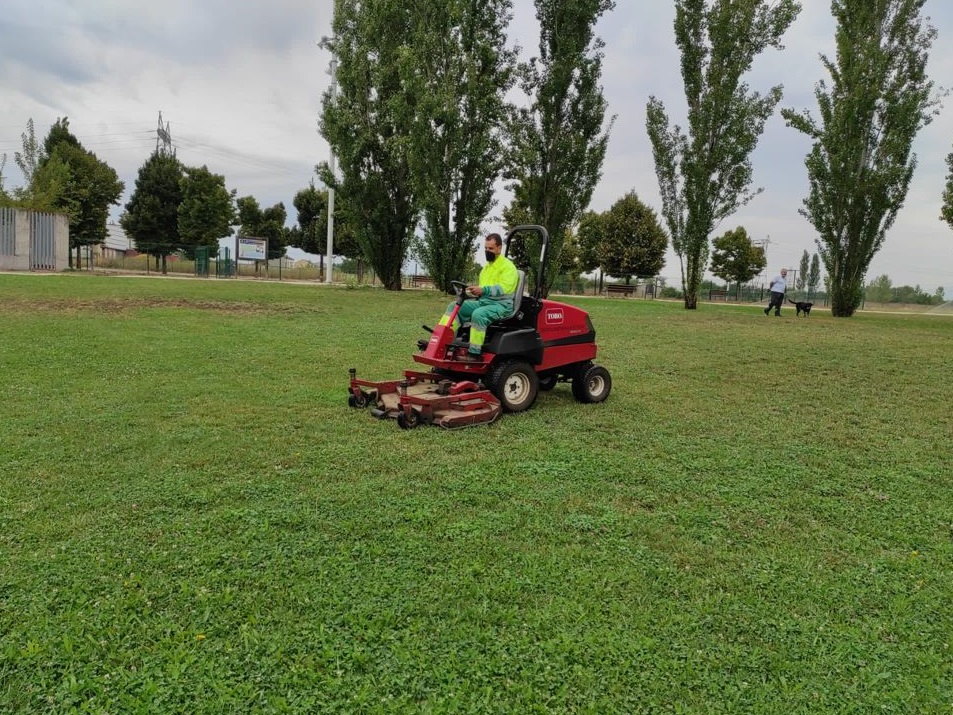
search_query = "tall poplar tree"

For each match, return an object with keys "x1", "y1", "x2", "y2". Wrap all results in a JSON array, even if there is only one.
[
  {"x1": 782, "y1": 0, "x2": 939, "y2": 317},
  {"x1": 942, "y1": 147, "x2": 953, "y2": 230},
  {"x1": 407, "y1": 0, "x2": 516, "y2": 292},
  {"x1": 798, "y1": 250, "x2": 810, "y2": 292},
  {"x1": 808, "y1": 252, "x2": 822, "y2": 297},
  {"x1": 319, "y1": 1, "x2": 419, "y2": 290},
  {"x1": 507, "y1": 0, "x2": 615, "y2": 297},
  {"x1": 646, "y1": 0, "x2": 800, "y2": 309}
]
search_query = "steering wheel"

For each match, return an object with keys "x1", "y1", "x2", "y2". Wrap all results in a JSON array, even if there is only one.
[{"x1": 450, "y1": 280, "x2": 470, "y2": 304}]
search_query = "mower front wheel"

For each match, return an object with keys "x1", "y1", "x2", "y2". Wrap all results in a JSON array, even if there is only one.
[
  {"x1": 487, "y1": 359, "x2": 539, "y2": 413},
  {"x1": 572, "y1": 362, "x2": 612, "y2": 404},
  {"x1": 348, "y1": 391, "x2": 370, "y2": 408},
  {"x1": 397, "y1": 408, "x2": 420, "y2": 430}
]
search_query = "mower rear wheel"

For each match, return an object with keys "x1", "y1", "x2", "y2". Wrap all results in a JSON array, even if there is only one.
[
  {"x1": 572, "y1": 362, "x2": 611, "y2": 404},
  {"x1": 487, "y1": 359, "x2": 539, "y2": 413}
]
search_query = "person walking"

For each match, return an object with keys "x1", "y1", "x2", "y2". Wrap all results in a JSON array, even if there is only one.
[{"x1": 764, "y1": 268, "x2": 788, "y2": 316}]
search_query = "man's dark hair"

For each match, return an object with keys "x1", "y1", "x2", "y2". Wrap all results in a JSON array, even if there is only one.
[{"x1": 486, "y1": 233, "x2": 503, "y2": 247}]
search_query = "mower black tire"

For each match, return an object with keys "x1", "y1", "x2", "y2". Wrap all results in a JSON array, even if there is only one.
[
  {"x1": 397, "y1": 408, "x2": 420, "y2": 430},
  {"x1": 348, "y1": 391, "x2": 369, "y2": 408},
  {"x1": 571, "y1": 362, "x2": 611, "y2": 404},
  {"x1": 487, "y1": 359, "x2": 539, "y2": 413}
]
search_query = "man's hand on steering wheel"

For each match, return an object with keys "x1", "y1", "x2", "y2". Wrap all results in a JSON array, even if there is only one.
[{"x1": 466, "y1": 285, "x2": 481, "y2": 298}]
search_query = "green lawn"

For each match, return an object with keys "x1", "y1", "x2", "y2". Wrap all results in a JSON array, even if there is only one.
[{"x1": 1, "y1": 274, "x2": 951, "y2": 714}]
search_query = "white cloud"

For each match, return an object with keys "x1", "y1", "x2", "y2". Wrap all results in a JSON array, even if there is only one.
[{"x1": 1, "y1": 1, "x2": 951, "y2": 291}]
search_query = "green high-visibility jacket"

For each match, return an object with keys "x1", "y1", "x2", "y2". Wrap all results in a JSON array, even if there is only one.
[{"x1": 478, "y1": 255, "x2": 519, "y2": 308}]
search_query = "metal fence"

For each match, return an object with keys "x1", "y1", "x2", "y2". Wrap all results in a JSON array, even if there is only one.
[
  {"x1": 0, "y1": 207, "x2": 15, "y2": 256},
  {"x1": 30, "y1": 212, "x2": 57, "y2": 270}
]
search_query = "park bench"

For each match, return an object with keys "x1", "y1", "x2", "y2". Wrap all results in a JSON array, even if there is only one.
[
  {"x1": 709, "y1": 289, "x2": 729, "y2": 301},
  {"x1": 604, "y1": 283, "x2": 636, "y2": 298},
  {"x1": 411, "y1": 274, "x2": 435, "y2": 289}
]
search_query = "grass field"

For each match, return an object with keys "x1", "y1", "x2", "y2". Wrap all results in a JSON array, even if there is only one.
[{"x1": 1, "y1": 274, "x2": 951, "y2": 714}]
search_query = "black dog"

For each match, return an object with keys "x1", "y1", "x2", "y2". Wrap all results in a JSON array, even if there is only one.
[{"x1": 788, "y1": 297, "x2": 813, "y2": 317}]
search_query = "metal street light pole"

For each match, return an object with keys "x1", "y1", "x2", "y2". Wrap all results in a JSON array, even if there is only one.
[
  {"x1": 318, "y1": 35, "x2": 338, "y2": 284},
  {"x1": 325, "y1": 56, "x2": 337, "y2": 284}
]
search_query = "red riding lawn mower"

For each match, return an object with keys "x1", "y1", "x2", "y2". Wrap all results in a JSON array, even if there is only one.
[{"x1": 347, "y1": 224, "x2": 611, "y2": 429}]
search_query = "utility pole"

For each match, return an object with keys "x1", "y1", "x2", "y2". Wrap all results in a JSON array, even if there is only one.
[
  {"x1": 156, "y1": 111, "x2": 174, "y2": 156},
  {"x1": 319, "y1": 37, "x2": 337, "y2": 284},
  {"x1": 752, "y1": 235, "x2": 771, "y2": 284}
]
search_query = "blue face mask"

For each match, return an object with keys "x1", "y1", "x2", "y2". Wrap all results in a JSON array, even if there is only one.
[{"x1": 485, "y1": 250, "x2": 497, "y2": 262}]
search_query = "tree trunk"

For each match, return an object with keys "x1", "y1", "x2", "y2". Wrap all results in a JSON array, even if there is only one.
[
  {"x1": 683, "y1": 261, "x2": 701, "y2": 310},
  {"x1": 829, "y1": 278, "x2": 862, "y2": 317}
]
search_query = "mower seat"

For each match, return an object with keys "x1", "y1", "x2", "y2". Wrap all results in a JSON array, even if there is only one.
[{"x1": 508, "y1": 270, "x2": 527, "y2": 320}]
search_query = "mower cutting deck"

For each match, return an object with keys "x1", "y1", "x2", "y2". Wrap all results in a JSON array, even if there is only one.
[
  {"x1": 348, "y1": 368, "x2": 501, "y2": 429},
  {"x1": 348, "y1": 225, "x2": 611, "y2": 429}
]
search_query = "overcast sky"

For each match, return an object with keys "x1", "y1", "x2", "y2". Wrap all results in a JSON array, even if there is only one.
[{"x1": 2, "y1": 1, "x2": 952, "y2": 292}]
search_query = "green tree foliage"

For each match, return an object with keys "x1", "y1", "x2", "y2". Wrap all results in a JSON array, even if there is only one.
[
  {"x1": 797, "y1": 249, "x2": 809, "y2": 292},
  {"x1": 575, "y1": 210, "x2": 605, "y2": 276},
  {"x1": 319, "y1": 2, "x2": 419, "y2": 290},
  {"x1": 507, "y1": 0, "x2": 615, "y2": 296},
  {"x1": 236, "y1": 196, "x2": 289, "y2": 261},
  {"x1": 576, "y1": 210, "x2": 607, "y2": 294},
  {"x1": 646, "y1": 0, "x2": 800, "y2": 310},
  {"x1": 43, "y1": 119, "x2": 82, "y2": 156},
  {"x1": 941, "y1": 147, "x2": 953, "y2": 230},
  {"x1": 709, "y1": 226, "x2": 766, "y2": 295},
  {"x1": 808, "y1": 252, "x2": 822, "y2": 295},
  {"x1": 499, "y1": 200, "x2": 537, "y2": 271},
  {"x1": 866, "y1": 274, "x2": 940, "y2": 305},
  {"x1": 38, "y1": 119, "x2": 124, "y2": 268},
  {"x1": 408, "y1": 0, "x2": 516, "y2": 292},
  {"x1": 121, "y1": 151, "x2": 184, "y2": 274},
  {"x1": 866, "y1": 273, "x2": 893, "y2": 303},
  {"x1": 14, "y1": 118, "x2": 42, "y2": 190},
  {"x1": 7, "y1": 119, "x2": 68, "y2": 211},
  {"x1": 782, "y1": 0, "x2": 939, "y2": 317},
  {"x1": 597, "y1": 192, "x2": 667, "y2": 284},
  {"x1": 0, "y1": 154, "x2": 8, "y2": 204},
  {"x1": 557, "y1": 229, "x2": 583, "y2": 292},
  {"x1": 178, "y1": 165, "x2": 236, "y2": 260},
  {"x1": 288, "y1": 183, "x2": 326, "y2": 257}
]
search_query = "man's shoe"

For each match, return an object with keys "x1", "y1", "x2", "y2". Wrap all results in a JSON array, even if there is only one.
[
  {"x1": 764, "y1": 308, "x2": 770, "y2": 315},
  {"x1": 774, "y1": 312, "x2": 781, "y2": 316}
]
